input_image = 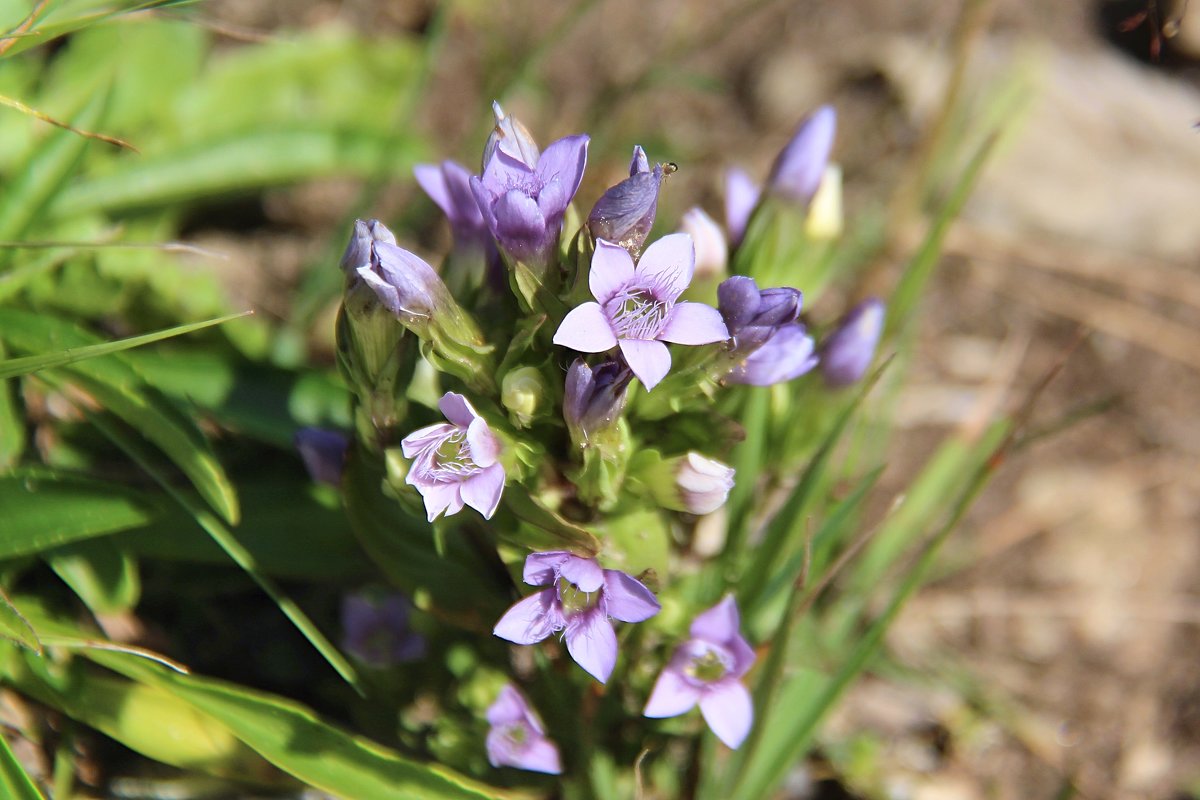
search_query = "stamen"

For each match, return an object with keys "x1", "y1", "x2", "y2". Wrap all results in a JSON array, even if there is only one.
[{"x1": 606, "y1": 288, "x2": 670, "y2": 340}]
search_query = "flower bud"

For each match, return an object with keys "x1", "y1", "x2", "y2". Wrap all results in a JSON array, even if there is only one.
[
  {"x1": 725, "y1": 167, "x2": 760, "y2": 247},
  {"x1": 341, "y1": 591, "x2": 426, "y2": 668},
  {"x1": 804, "y1": 163, "x2": 842, "y2": 240},
  {"x1": 647, "y1": 452, "x2": 736, "y2": 515},
  {"x1": 587, "y1": 152, "x2": 667, "y2": 256},
  {"x1": 679, "y1": 207, "x2": 727, "y2": 280},
  {"x1": 294, "y1": 427, "x2": 349, "y2": 487},
  {"x1": 482, "y1": 100, "x2": 540, "y2": 170},
  {"x1": 629, "y1": 144, "x2": 650, "y2": 176},
  {"x1": 501, "y1": 366, "x2": 548, "y2": 428},
  {"x1": 563, "y1": 358, "x2": 632, "y2": 442},
  {"x1": 340, "y1": 218, "x2": 397, "y2": 276},
  {"x1": 718, "y1": 276, "x2": 802, "y2": 349},
  {"x1": 766, "y1": 105, "x2": 836, "y2": 206},
  {"x1": 820, "y1": 298, "x2": 885, "y2": 387}
]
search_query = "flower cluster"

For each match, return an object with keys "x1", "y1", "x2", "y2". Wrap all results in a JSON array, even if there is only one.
[{"x1": 332, "y1": 101, "x2": 887, "y2": 776}]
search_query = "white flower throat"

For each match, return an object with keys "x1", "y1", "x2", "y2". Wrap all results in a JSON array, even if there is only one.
[
  {"x1": 606, "y1": 288, "x2": 670, "y2": 340},
  {"x1": 431, "y1": 429, "x2": 482, "y2": 479}
]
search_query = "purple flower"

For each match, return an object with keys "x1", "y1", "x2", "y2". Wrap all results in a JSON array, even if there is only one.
[
  {"x1": 493, "y1": 551, "x2": 661, "y2": 683},
  {"x1": 766, "y1": 105, "x2": 837, "y2": 205},
  {"x1": 486, "y1": 684, "x2": 562, "y2": 774},
  {"x1": 724, "y1": 167, "x2": 760, "y2": 247},
  {"x1": 342, "y1": 591, "x2": 427, "y2": 667},
  {"x1": 400, "y1": 392, "x2": 505, "y2": 521},
  {"x1": 820, "y1": 297, "x2": 885, "y2": 387},
  {"x1": 350, "y1": 233, "x2": 449, "y2": 326},
  {"x1": 414, "y1": 160, "x2": 492, "y2": 253},
  {"x1": 553, "y1": 235, "x2": 729, "y2": 391},
  {"x1": 644, "y1": 595, "x2": 756, "y2": 749},
  {"x1": 470, "y1": 130, "x2": 589, "y2": 267},
  {"x1": 718, "y1": 276, "x2": 802, "y2": 350},
  {"x1": 727, "y1": 323, "x2": 818, "y2": 386},
  {"x1": 340, "y1": 218, "x2": 397, "y2": 276},
  {"x1": 294, "y1": 427, "x2": 348, "y2": 487},
  {"x1": 563, "y1": 358, "x2": 633, "y2": 442},
  {"x1": 587, "y1": 146, "x2": 668, "y2": 255}
]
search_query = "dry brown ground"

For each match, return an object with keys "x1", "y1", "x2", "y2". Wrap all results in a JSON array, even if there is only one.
[{"x1": 203, "y1": 1, "x2": 1200, "y2": 797}]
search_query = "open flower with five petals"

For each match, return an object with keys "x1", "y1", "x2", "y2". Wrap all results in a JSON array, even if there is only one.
[
  {"x1": 485, "y1": 684, "x2": 562, "y2": 774},
  {"x1": 400, "y1": 393, "x2": 504, "y2": 522},
  {"x1": 644, "y1": 595, "x2": 756, "y2": 749},
  {"x1": 493, "y1": 551, "x2": 660, "y2": 683},
  {"x1": 553, "y1": 235, "x2": 729, "y2": 391}
]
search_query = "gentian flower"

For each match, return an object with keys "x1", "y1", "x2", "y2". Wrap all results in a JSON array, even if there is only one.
[
  {"x1": 553, "y1": 235, "x2": 729, "y2": 391},
  {"x1": 294, "y1": 427, "x2": 348, "y2": 487},
  {"x1": 587, "y1": 146, "x2": 668, "y2": 255},
  {"x1": 727, "y1": 324, "x2": 818, "y2": 386},
  {"x1": 413, "y1": 160, "x2": 492, "y2": 253},
  {"x1": 470, "y1": 128, "x2": 588, "y2": 268},
  {"x1": 400, "y1": 392, "x2": 504, "y2": 521},
  {"x1": 485, "y1": 684, "x2": 562, "y2": 774},
  {"x1": 340, "y1": 218, "x2": 397, "y2": 277},
  {"x1": 724, "y1": 167, "x2": 760, "y2": 247},
  {"x1": 766, "y1": 104, "x2": 837, "y2": 205},
  {"x1": 679, "y1": 207, "x2": 728, "y2": 279},
  {"x1": 644, "y1": 595, "x2": 756, "y2": 749},
  {"x1": 647, "y1": 453, "x2": 736, "y2": 515},
  {"x1": 349, "y1": 229, "x2": 450, "y2": 328},
  {"x1": 718, "y1": 276, "x2": 818, "y2": 386},
  {"x1": 341, "y1": 591, "x2": 426, "y2": 667},
  {"x1": 820, "y1": 297, "x2": 885, "y2": 387},
  {"x1": 563, "y1": 358, "x2": 633, "y2": 443},
  {"x1": 493, "y1": 551, "x2": 660, "y2": 683}
]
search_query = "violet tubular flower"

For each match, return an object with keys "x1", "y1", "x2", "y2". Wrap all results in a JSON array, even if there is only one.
[
  {"x1": 644, "y1": 595, "x2": 756, "y2": 749},
  {"x1": 294, "y1": 427, "x2": 348, "y2": 487},
  {"x1": 820, "y1": 297, "x2": 885, "y2": 388},
  {"x1": 563, "y1": 358, "x2": 633, "y2": 443},
  {"x1": 414, "y1": 160, "x2": 492, "y2": 253},
  {"x1": 725, "y1": 167, "x2": 760, "y2": 248},
  {"x1": 553, "y1": 235, "x2": 729, "y2": 391},
  {"x1": 587, "y1": 146, "x2": 668, "y2": 255},
  {"x1": 400, "y1": 392, "x2": 504, "y2": 522},
  {"x1": 493, "y1": 551, "x2": 660, "y2": 683},
  {"x1": 341, "y1": 592, "x2": 426, "y2": 668},
  {"x1": 470, "y1": 129, "x2": 588, "y2": 268},
  {"x1": 718, "y1": 276, "x2": 818, "y2": 386},
  {"x1": 766, "y1": 104, "x2": 837, "y2": 205},
  {"x1": 486, "y1": 684, "x2": 562, "y2": 774}
]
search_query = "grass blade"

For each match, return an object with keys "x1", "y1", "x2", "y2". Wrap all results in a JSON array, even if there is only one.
[
  {"x1": 0, "y1": 589, "x2": 41, "y2": 655},
  {"x1": 0, "y1": 731, "x2": 45, "y2": 800}
]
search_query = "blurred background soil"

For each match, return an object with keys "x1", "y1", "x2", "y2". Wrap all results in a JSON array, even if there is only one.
[{"x1": 198, "y1": 1, "x2": 1200, "y2": 796}]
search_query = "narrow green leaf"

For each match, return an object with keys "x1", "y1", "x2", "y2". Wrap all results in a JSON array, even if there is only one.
[
  {"x1": 1, "y1": 309, "x2": 240, "y2": 526},
  {"x1": 502, "y1": 490, "x2": 602, "y2": 556},
  {"x1": 0, "y1": 1, "x2": 200, "y2": 60},
  {"x1": 0, "y1": 471, "x2": 159, "y2": 559},
  {"x1": 50, "y1": 129, "x2": 421, "y2": 218},
  {"x1": 0, "y1": 731, "x2": 45, "y2": 800},
  {"x1": 0, "y1": 312, "x2": 249, "y2": 380},
  {"x1": 0, "y1": 589, "x2": 40, "y2": 654},
  {"x1": 82, "y1": 410, "x2": 365, "y2": 695},
  {"x1": 45, "y1": 539, "x2": 141, "y2": 615},
  {"x1": 0, "y1": 340, "x2": 24, "y2": 469},
  {"x1": 93, "y1": 652, "x2": 518, "y2": 800},
  {"x1": 0, "y1": 89, "x2": 108, "y2": 245}
]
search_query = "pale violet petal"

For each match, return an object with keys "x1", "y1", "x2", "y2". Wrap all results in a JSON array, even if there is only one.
[
  {"x1": 659, "y1": 302, "x2": 729, "y2": 345},
  {"x1": 536, "y1": 134, "x2": 589, "y2": 202},
  {"x1": 699, "y1": 680, "x2": 753, "y2": 749},
  {"x1": 438, "y1": 392, "x2": 477, "y2": 427},
  {"x1": 558, "y1": 556, "x2": 603, "y2": 593},
  {"x1": 618, "y1": 338, "x2": 671, "y2": 391},
  {"x1": 400, "y1": 423, "x2": 454, "y2": 458},
  {"x1": 725, "y1": 167, "x2": 760, "y2": 246},
  {"x1": 486, "y1": 684, "x2": 528, "y2": 726},
  {"x1": 523, "y1": 552, "x2": 571, "y2": 586},
  {"x1": 554, "y1": 302, "x2": 618, "y2": 353},
  {"x1": 643, "y1": 666, "x2": 702, "y2": 718},
  {"x1": 517, "y1": 737, "x2": 563, "y2": 775},
  {"x1": 602, "y1": 570, "x2": 660, "y2": 623},
  {"x1": 413, "y1": 163, "x2": 451, "y2": 215},
  {"x1": 461, "y1": 463, "x2": 504, "y2": 519},
  {"x1": 690, "y1": 595, "x2": 741, "y2": 643},
  {"x1": 589, "y1": 239, "x2": 637, "y2": 305},
  {"x1": 419, "y1": 482, "x2": 460, "y2": 522},
  {"x1": 636, "y1": 232, "x2": 695, "y2": 303},
  {"x1": 565, "y1": 609, "x2": 618, "y2": 683},
  {"x1": 493, "y1": 589, "x2": 562, "y2": 645},
  {"x1": 466, "y1": 417, "x2": 499, "y2": 468}
]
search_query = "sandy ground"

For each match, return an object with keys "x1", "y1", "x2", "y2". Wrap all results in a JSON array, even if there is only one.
[{"x1": 199, "y1": 1, "x2": 1200, "y2": 797}]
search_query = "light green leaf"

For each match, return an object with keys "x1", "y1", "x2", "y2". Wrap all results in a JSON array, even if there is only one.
[
  {"x1": 0, "y1": 308, "x2": 240, "y2": 526},
  {"x1": 0, "y1": 340, "x2": 23, "y2": 469},
  {"x1": 45, "y1": 538, "x2": 141, "y2": 615},
  {"x1": 0, "y1": 731, "x2": 44, "y2": 800},
  {"x1": 0, "y1": 312, "x2": 248, "y2": 380},
  {"x1": 94, "y1": 652, "x2": 519, "y2": 800},
  {"x1": 0, "y1": 471, "x2": 159, "y2": 559},
  {"x1": 0, "y1": 589, "x2": 40, "y2": 654}
]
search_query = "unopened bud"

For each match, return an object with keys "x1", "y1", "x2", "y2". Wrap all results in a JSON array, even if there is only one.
[
  {"x1": 647, "y1": 453, "x2": 736, "y2": 515},
  {"x1": 679, "y1": 207, "x2": 728, "y2": 279},
  {"x1": 804, "y1": 164, "x2": 842, "y2": 240},
  {"x1": 294, "y1": 427, "x2": 349, "y2": 487},
  {"x1": 820, "y1": 298, "x2": 885, "y2": 388},
  {"x1": 501, "y1": 367, "x2": 548, "y2": 428},
  {"x1": 766, "y1": 105, "x2": 836, "y2": 206},
  {"x1": 588, "y1": 153, "x2": 666, "y2": 255}
]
